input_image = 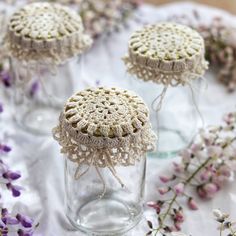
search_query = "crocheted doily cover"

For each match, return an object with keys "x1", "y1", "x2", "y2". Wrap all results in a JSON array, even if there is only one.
[
  {"x1": 53, "y1": 87, "x2": 156, "y2": 168},
  {"x1": 6, "y1": 2, "x2": 92, "y2": 64},
  {"x1": 124, "y1": 22, "x2": 208, "y2": 86}
]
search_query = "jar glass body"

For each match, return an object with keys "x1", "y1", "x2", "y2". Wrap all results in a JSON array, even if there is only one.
[
  {"x1": 65, "y1": 154, "x2": 146, "y2": 235},
  {"x1": 10, "y1": 58, "x2": 76, "y2": 135},
  {"x1": 127, "y1": 75, "x2": 201, "y2": 158}
]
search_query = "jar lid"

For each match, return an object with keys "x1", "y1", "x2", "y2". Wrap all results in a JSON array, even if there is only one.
[
  {"x1": 53, "y1": 87, "x2": 156, "y2": 169},
  {"x1": 123, "y1": 22, "x2": 208, "y2": 86},
  {"x1": 6, "y1": 2, "x2": 92, "y2": 64}
]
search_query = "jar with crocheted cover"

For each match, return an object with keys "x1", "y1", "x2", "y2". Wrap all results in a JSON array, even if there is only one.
[
  {"x1": 123, "y1": 22, "x2": 208, "y2": 158},
  {"x1": 53, "y1": 87, "x2": 156, "y2": 235},
  {"x1": 6, "y1": 2, "x2": 92, "y2": 135}
]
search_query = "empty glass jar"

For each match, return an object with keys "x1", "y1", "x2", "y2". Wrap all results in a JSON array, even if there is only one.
[
  {"x1": 53, "y1": 87, "x2": 156, "y2": 235},
  {"x1": 6, "y1": 2, "x2": 91, "y2": 135},
  {"x1": 123, "y1": 22, "x2": 208, "y2": 158}
]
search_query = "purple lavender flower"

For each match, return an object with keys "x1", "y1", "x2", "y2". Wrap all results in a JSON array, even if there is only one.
[
  {"x1": 0, "y1": 144, "x2": 12, "y2": 153},
  {"x1": 0, "y1": 103, "x2": 3, "y2": 113},
  {"x1": 16, "y1": 214, "x2": 33, "y2": 228},
  {"x1": 95, "y1": 80, "x2": 100, "y2": 86},
  {"x1": 0, "y1": 71, "x2": 12, "y2": 88},
  {"x1": 6, "y1": 183, "x2": 22, "y2": 197},
  {"x1": 2, "y1": 216, "x2": 19, "y2": 225},
  {"x1": 1, "y1": 208, "x2": 8, "y2": 217},
  {"x1": 29, "y1": 81, "x2": 40, "y2": 97},
  {"x1": 3, "y1": 170, "x2": 21, "y2": 180},
  {"x1": 18, "y1": 229, "x2": 33, "y2": 236},
  {"x1": 0, "y1": 218, "x2": 5, "y2": 228}
]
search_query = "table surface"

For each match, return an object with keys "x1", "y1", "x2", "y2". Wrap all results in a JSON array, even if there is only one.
[{"x1": 1, "y1": 2, "x2": 236, "y2": 236}]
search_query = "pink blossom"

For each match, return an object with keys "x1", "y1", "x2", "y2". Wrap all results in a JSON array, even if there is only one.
[
  {"x1": 158, "y1": 187, "x2": 170, "y2": 195},
  {"x1": 197, "y1": 183, "x2": 220, "y2": 199},
  {"x1": 147, "y1": 201, "x2": 162, "y2": 214},
  {"x1": 218, "y1": 165, "x2": 231, "y2": 178},
  {"x1": 200, "y1": 170, "x2": 212, "y2": 181},
  {"x1": 160, "y1": 175, "x2": 171, "y2": 183},
  {"x1": 174, "y1": 222, "x2": 182, "y2": 231},
  {"x1": 200, "y1": 131, "x2": 216, "y2": 146},
  {"x1": 197, "y1": 186, "x2": 207, "y2": 199},
  {"x1": 187, "y1": 198, "x2": 198, "y2": 210},
  {"x1": 207, "y1": 146, "x2": 223, "y2": 158},
  {"x1": 223, "y1": 113, "x2": 234, "y2": 125},
  {"x1": 173, "y1": 211, "x2": 184, "y2": 223},
  {"x1": 190, "y1": 143, "x2": 202, "y2": 154},
  {"x1": 146, "y1": 201, "x2": 158, "y2": 208},
  {"x1": 210, "y1": 165, "x2": 232, "y2": 185},
  {"x1": 180, "y1": 149, "x2": 191, "y2": 163},
  {"x1": 173, "y1": 162, "x2": 184, "y2": 173},
  {"x1": 174, "y1": 183, "x2": 185, "y2": 195}
]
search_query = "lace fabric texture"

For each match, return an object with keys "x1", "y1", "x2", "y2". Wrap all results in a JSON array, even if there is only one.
[
  {"x1": 5, "y1": 2, "x2": 92, "y2": 65},
  {"x1": 53, "y1": 87, "x2": 156, "y2": 179},
  {"x1": 123, "y1": 22, "x2": 208, "y2": 86}
]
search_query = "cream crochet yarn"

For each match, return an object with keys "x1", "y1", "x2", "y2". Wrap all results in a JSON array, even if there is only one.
[
  {"x1": 53, "y1": 87, "x2": 156, "y2": 182},
  {"x1": 6, "y1": 2, "x2": 92, "y2": 64},
  {"x1": 123, "y1": 22, "x2": 208, "y2": 86}
]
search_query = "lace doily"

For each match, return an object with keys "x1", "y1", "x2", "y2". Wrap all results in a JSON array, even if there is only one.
[
  {"x1": 6, "y1": 2, "x2": 92, "y2": 64},
  {"x1": 123, "y1": 22, "x2": 208, "y2": 86},
  {"x1": 53, "y1": 87, "x2": 156, "y2": 180}
]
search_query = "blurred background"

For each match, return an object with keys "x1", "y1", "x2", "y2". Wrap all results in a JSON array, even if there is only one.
[{"x1": 146, "y1": 0, "x2": 236, "y2": 14}]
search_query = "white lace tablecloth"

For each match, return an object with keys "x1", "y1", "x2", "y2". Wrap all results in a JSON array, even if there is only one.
[{"x1": 1, "y1": 2, "x2": 236, "y2": 236}]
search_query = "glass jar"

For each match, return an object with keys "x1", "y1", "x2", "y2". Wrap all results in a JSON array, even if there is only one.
[
  {"x1": 127, "y1": 75, "x2": 201, "y2": 158},
  {"x1": 10, "y1": 59, "x2": 75, "y2": 135},
  {"x1": 5, "y1": 2, "x2": 92, "y2": 135},
  {"x1": 53, "y1": 87, "x2": 156, "y2": 235},
  {"x1": 65, "y1": 153, "x2": 146, "y2": 235},
  {"x1": 123, "y1": 22, "x2": 208, "y2": 158}
]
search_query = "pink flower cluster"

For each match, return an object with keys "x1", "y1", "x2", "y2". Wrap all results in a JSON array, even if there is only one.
[
  {"x1": 169, "y1": 10, "x2": 236, "y2": 92},
  {"x1": 147, "y1": 111, "x2": 236, "y2": 235}
]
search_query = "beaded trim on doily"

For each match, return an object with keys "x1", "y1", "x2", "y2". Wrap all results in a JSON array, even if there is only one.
[
  {"x1": 53, "y1": 87, "x2": 156, "y2": 178},
  {"x1": 6, "y1": 2, "x2": 92, "y2": 64},
  {"x1": 123, "y1": 22, "x2": 208, "y2": 86}
]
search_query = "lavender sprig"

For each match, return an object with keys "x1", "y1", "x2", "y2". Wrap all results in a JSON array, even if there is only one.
[
  {"x1": 0, "y1": 208, "x2": 38, "y2": 236},
  {"x1": 147, "y1": 112, "x2": 236, "y2": 235},
  {"x1": 0, "y1": 111, "x2": 38, "y2": 235}
]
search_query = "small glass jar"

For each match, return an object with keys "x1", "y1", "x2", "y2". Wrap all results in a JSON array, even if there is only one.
[
  {"x1": 123, "y1": 22, "x2": 208, "y2": 158},
  {"x1": 53, "y1": 87, "x2": 156, "y2": 235},
  {"x1": 6, "y1": 2, "x2": 92, "y2": 135}
]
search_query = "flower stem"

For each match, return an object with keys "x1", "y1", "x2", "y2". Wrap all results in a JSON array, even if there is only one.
[
  {"x1": 184, "y1": 157, "x2": 212, "y2": 184},
  {"x1": 153, "y1": 157, "x2": 212, "y2": 235}
]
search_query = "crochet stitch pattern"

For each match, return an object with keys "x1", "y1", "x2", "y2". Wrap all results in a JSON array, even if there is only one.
[
  {"x1": 123, "y1": 22, "x2": 208, "y2": 86},
  {"x1": 53, "y1": 87, "x2": 156, "y2": 181},
  {"x1": 6, "y1": 2, "x2": 92, "y2": 64}
]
